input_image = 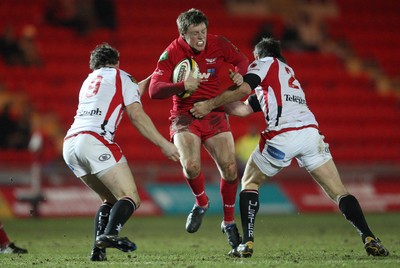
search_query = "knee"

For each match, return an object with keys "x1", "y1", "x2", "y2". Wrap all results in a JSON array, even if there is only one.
[
  {"x1": 125, "y1": 195, "x2": 141, "y2": 209},
  {"x1": 117, "y1": 192, "x2": 141, "y2": 209},
  {"x1": 133, "y1": 196, "x2": 141, "y2": 209},
  {"x1": 327, "y1": 188, "x2": 349, "y2": 203},
  {"x1": 183, "y1": 160, "x2": 201, "y2": 178},
  {"x1": 221, "y1": 161, "x2": 238, "y2": 181},
  {"x1": 241, "y1": 176, "x2": 261, "y2": 190}
]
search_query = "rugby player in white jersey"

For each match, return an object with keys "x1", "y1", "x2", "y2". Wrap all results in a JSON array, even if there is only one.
[
  {"x1": 63, "y1": 43, "x2": 179, "y2": 261},
  {"x1": 190, "y1": 37, "x2": 389, "y2": 258}
]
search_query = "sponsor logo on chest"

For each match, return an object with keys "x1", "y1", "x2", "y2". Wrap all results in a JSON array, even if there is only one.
[
  {"x1": 78, "y1": 108, "x2": 102, "y2": 116},
  {"x1": 284, "y1": 94, "x2": 306, "y2": 104}
]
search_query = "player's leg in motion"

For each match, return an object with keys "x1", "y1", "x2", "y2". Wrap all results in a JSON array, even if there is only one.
[
  {"x1": 310, "y1": 159, "x2": 389, "y2": 257},
  {"x1": 95, "y1": 197, "x2": 137, "y2": 253},
  {"x1": 205, "y1": 132, "x2": 241, "y2": 249},
  {"x1": 231, "y1": 158, "x2": 266, "y2": 258},
  {"x1": 219, "y1": 178, "x2": 241, "y2": 248},
  {"x1": 82, "y1": 163, "x2": 140, "y2": 256},
  {"x1": 174, "y1": 132, "x2": 209, "y2": 233},
  {"x1": 236, "y1": 190, "x2": 259, "y2": 257},
  {"x1": 185, "y1": 172, "x2": 210, "y2": 233},
  {"x1": 0, "y1": 222, "x2": 28, "y2": 254},
  {"x1": 90, "y1": 202, "x2": 112, "y2": 261}
]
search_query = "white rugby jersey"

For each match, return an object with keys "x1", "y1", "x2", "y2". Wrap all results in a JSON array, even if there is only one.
[
  {"x1": 66, "y1": 67, "x2": 141, "y2": 142},
  {"x1": 247, "y1": 57, "x2": 318, "y2": 131}
]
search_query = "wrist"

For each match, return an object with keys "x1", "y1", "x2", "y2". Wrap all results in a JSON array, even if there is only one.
[{"x1": 208, "y1": 99, "x2": 217, "y2": 110}]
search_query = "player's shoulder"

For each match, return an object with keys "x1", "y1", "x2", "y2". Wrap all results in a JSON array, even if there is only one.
[
  {"x1": 210, "y1": 34, "x2": 241, "y2": 55},
  {"x1": 166, "y1": 38, "x2": 183, "y2": 54},
  {"x1": 247, "y1": 58, "x2": 274, "y2": 75},
  {"x1": 118, "y1": 68, "x2": 131, "y2": 79},
  {"x1": 258, "y1": 57, "x2": 284, "y2": 67},
  {"x1": 210, "y1": 34, "x2": 234, "y2": 45},
  {"x1": 119, "y1": 69, "x2": 138, "y2": 84},
  {"x1": 159, "y1": 41, "x2": 187, "y2": 65}
]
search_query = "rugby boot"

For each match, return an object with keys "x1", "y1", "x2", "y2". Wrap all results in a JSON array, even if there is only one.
[
  {"x1": 228, "y1": 247, "x2": 241, "y2": 258},
  {"x1": 221, "y1": 222, "x2": 242, "y2": 249},
  {"x1": 364, "y1": 236, "x2": 389, "y2": 257},
  {"x1": 0, "y1": 242, "x2": 28, "y2": 254},
  {"x1": 95, "y1": 234, "x2": 137, "y2": 252},
  {"x1": 90, "y1": 246, "x2": 106, "y2": 261},
  {"x1": 186, "y1": 203, "x2": 209, "y2": 233},
  {"x1": 236, "y1": 241, "x2": 254, "y2": 258}
]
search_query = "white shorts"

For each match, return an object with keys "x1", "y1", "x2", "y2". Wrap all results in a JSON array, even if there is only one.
[
  {"x1": 62, "y1": 132, "x2": 127, "y2": 177},
  {"x1": 252, "y1": 127, "x2": 332, "y2": 177}
]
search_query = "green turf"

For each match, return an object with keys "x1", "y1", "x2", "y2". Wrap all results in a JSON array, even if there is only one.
[{"x1": 1, "y1": 213, "x2": 399, "y2": 267}]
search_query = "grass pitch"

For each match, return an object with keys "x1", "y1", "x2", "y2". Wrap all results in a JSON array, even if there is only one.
[{"x1": 1, "y1": 213, "x2": 399, "y2": 267}]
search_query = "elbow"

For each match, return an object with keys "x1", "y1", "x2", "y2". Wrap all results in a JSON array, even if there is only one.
[
  {"x1": 238, "y1": 89, "x2": 250, "y2": 100},
  {"x1": 240, "y1": 83, "x2": 252, "y2": 97},
  {"x1": 148, "y1": 89, "x2": 162, "y2": 99},
  {"x1": 148, "y1": 92, "x2": 157, "y2": 99}
]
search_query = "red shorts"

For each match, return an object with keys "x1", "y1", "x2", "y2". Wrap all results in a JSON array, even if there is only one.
[{"x1": 169, "y1": 111, "x2": 231, "y2": 142}]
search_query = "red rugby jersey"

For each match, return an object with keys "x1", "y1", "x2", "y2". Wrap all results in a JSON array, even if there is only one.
[{"x1": 149, "y1": 34, "x2": 248, "y2": 115}]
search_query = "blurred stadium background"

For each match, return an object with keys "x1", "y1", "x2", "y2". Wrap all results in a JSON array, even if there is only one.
[{"x1": 0, "y1": 0, "x2": 399, "y2": 219}]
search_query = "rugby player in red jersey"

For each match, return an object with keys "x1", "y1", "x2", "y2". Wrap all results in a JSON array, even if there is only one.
[{"x1": 149, "y1": 8, "x2": 249, "y2": 250}]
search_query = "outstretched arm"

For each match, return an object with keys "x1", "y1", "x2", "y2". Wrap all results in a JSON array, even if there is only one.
[
  {"x1": 190, "y1": 82, "x2": 252, "y2": 118},
  {"x1": 138, "y1": 75, "x2": 152, "y2": 96},
  {"x1": 224, "y1": 100, "x2": 254, "y2": 117},
  {"x1": 126, "y1": 102, "x2": 180, "y2": 161},
  {"x1": 190, "y1": 72, "x2": 261, "y2": 118}
]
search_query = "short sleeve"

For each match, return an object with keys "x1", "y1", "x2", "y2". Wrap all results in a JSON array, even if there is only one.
[{"x1": 122, "y1": 73, "x2": 141, "y2": 106}]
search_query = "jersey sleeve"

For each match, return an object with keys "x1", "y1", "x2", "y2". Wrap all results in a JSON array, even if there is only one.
[
  {"x1": 247, "y1": 59, "x2": 270, "y2": 82},
  {"x1": 243, "y1": 73, "x2": 261, "y2": 90},
  {"x1": 149, "y1": 47, "x2": 186, "y2": 99},
  {"x1": 153, "y1": 49, "x2": 175, "y2": 83},
  {"x1": 246, "y1": 93, "x2": 262, "y2": 112},
  {"x1": 121, "y1": 73, "x2": 141, "y2": 106}
]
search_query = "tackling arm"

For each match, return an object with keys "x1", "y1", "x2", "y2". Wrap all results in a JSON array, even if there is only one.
[
  {"x1": 190, "y1": 82, "x2": 252, "y2": 118},
  {"x1": 190, "y1": 72, "x2": 261, "y2": 118},
  {"x1": 224, "y1": 93, "x2": 260, "y2": 117},
  {"x1": 138, "y1": 75, "x2": 152, "y2": 96},
  {"x1": 224, "y1": 100, "x2": 254, "y2": 117},
  {"x1": 126, "y1": 102, "x2": 180, "y2": 161}
]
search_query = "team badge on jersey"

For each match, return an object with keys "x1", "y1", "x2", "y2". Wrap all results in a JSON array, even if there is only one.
[
  {"x1": 159, "y1": 51, "x2": 168, "y2": 61},
  {"x1": 98, "y1": 153, "x2": 111, "y2": 161},
  {"x1": 250, "y1": 63, "x2": 257, "y2": 68}
]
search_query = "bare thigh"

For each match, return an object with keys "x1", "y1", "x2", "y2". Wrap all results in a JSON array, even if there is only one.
[
  {"x1": 203, "y1": 132, "x2": 237, "y2": 181},
  {"x1": 82, "y1": 162, "x2": 140, "y2": 206},
  {"x1": 309, "y1": 159, "x2": 349, "y2": 203},
  {"x1": 241, "y1": 157, "x2": 268, "y2": 191},
  {"x1": 174, "y1": 131, "x2": 202, "y2": 178},
  {"x1": 80, "y1": 174, "x2": 117, "y2": 204}
]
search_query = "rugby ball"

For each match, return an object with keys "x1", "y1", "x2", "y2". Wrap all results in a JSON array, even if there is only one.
[{"x1": 172, "y1": 58, "x2": 199, "y2": 98}]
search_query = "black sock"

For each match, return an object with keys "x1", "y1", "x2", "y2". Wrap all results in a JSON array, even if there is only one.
[
  {"x1": 339, "y1": 194, "x2": 374, "y2": 242},
  {"x1": 104, "y1": 197, "x2": 136, "y2": 236},
  {"x1": 93, "y1": 202, "x2": 112, "y2": 247},
  {"x1": 240, "y1": 190, "x2": 259, "y2": 243}
]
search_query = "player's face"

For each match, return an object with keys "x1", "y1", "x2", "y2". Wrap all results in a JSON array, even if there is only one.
[{"x1": 183, "y1": 23, "x2": 207, "y2": 52}]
